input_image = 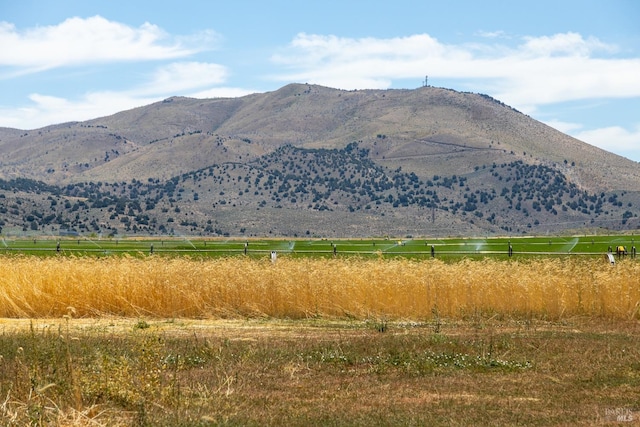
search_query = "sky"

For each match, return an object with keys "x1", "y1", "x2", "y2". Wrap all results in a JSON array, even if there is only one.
[{"x1": 1, "y1": 0, "x2": 640, "y2": 161}]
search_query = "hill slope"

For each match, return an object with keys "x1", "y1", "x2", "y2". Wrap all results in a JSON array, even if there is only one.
[{"x1": 0, "y1": 84, "x2": 639, "y2": 237}]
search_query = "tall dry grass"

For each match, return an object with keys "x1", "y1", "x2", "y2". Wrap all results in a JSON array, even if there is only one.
[{"x1": 1, "y1": 255, "x2": 639, "y2": 320}]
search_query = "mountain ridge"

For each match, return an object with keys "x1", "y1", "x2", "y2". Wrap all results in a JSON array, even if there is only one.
[{"x1": 0, "y1": 83, "x2": 639, "y2": 237}]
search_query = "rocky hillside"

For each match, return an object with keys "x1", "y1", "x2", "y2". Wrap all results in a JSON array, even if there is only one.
[{"x1": 0, "y1": 84, "x2": 639, "y2": 237}]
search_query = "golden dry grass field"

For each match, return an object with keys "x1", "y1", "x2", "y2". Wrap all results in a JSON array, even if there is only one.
[
  {"x1": 2, "y1": 256, "x2": 640, "y2": 320},
  {"x1": 1, "y1": 255, "x2": 639, "y2": 425}
]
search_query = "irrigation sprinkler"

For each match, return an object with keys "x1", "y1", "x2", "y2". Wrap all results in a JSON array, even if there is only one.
[
  {"x1": 85, "y1": 237, "x2": 103, "y2": 250},
  {"x1": 605, "y1": 253, "x2": 616, "y2": 265},
  {"x1": 178, "y1": 234, "x2": 197, "y2": 249}
]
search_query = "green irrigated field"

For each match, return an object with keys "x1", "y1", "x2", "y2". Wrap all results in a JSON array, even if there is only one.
[{"x1": 1, "y1": 234, "x2": 638, "y2": 259}]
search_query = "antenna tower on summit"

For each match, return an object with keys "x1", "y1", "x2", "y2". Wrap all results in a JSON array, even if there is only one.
[{"x1": 423, "y1": 75, "x2": 429, "y2": 87}]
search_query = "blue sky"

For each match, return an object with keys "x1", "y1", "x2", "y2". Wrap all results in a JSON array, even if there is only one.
[{"x1": 1, "y1": 0, "x2": 640, "y2": 161}]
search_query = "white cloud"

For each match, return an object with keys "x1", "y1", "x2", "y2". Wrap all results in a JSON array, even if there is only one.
[
  {"x1": 543, "y1": 119, "x2": 584, "y2": 134},
  {"x1": 0, "y1": 16, "x2": 216, "y2": 73},
  {"x1": 270, "y1": 32, "x2": 640, "y2": 109},
  {"x1": 271, "y1": 33, "x2": 474, "y2": 90},
  {"x1": 491, "y1": 56, "x2": 640, "y2": 108},
  {"x1": 573, "y1": 125, "x2": 640, "y2": 160},
  {"x1": 5, "y1": 92, "x2": 160, "y2": 128},
  {"x1": 543, "y1": 119, "x2": 640, "y2": 161},
  {"x1": 24, "y1": 95, "x2": 119, "y2": 128},
  {"x1": 137, "y1": 62, "x2": 229, "y2": 96},
  {"x1": 521, "y1": 32, "x2": 617, "y2": 57},
  {"x1": 0, "y1": 60, "x2": 239, "y2": 129},
  {"x1": 0, "y1": 17, "x2": 236, "y2": 129},
  {"x1": 475, "y1": 30, "x2": 507, "y2": 39},
  {"x1": 189, "y1": 87, "x2": 256, "y2": 99},
  {"x1": 272, "y1": 33, "x2": 456, "y2": 82}
]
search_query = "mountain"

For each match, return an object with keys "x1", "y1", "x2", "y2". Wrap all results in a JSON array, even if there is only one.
[{"x1": 1, "y1": 83, "x2": 639, "y2": 238}]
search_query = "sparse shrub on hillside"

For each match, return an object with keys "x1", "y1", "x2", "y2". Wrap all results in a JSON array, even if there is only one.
[{"x1": 0, "y1": 145, "x2": 638, "y2": 236}]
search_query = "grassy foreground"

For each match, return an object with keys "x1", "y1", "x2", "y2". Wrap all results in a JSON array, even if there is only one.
[
  {"x1": 1, "y1": 256, "x2": 639, "y2": 425},
  {"x1": 0, "y1": 318, "x2": 639, "y2": 426}
]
